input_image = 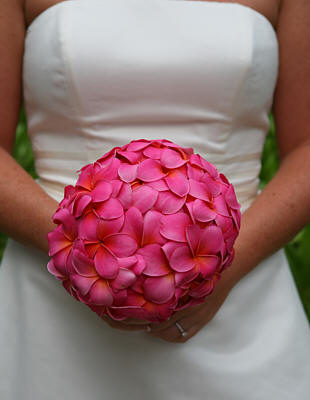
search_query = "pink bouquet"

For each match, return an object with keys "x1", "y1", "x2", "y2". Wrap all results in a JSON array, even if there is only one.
[{"x1": 47, "y1": 139, "x2": 241, "y2": 322}]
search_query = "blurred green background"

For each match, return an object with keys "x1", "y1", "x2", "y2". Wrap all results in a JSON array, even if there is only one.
[{"x1": 0, "y1": 109, "x2": 309, "y2": 321}]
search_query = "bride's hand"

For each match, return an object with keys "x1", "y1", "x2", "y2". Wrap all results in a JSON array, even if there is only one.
[
  {"x1": 146, "y1": 271, "x2": 235, "y2": 343},
  {"x1": 99, "y1": 259, "x2": 237, "y2": 335},
  {"x1": 100, "y1": 314, "x2": 151, "y2": 332},
  {"x1": 99, "y1": 279, "x2": 231, "y2": 336}
]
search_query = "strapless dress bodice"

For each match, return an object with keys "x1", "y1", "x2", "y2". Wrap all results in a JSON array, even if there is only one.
[{"x1": 23, "y1": 0, "x2": 279, "y2": 210}]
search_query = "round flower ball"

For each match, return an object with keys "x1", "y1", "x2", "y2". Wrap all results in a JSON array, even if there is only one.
[{"x1": 47, "y1": 139, "x2": 241, "y2": 322}]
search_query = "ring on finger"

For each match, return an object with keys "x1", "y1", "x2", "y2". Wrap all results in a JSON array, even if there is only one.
[{"x1": 175, "y1": 321, "x2": 188, "y2": 337}]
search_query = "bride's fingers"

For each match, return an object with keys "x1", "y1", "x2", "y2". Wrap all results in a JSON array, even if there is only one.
[
  {"x1": 101, "y1": 316, "x2": 148, "y2": 331},
  {"x1": 149, "y1": 321, "x2": 198, "y2": 343},
  {"x1": 148, "y1": 304, "x2": 203, "y2": 333},
  {"x1": 121, "y1": 317, "x2": 151, "y2": 325}
]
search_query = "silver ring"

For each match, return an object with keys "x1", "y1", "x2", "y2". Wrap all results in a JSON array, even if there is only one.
[{"x1": 175, "y1": 321, "x2": 188, "y2": 337}]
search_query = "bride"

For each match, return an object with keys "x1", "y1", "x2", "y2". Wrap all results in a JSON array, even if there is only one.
[{"x1": 1, "y1": 0, "x2": 310, "y2": 399}]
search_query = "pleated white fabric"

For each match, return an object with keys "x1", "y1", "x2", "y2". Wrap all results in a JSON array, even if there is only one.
[{"x1": 1, "y1": 1, "x2": 310, "y2": 398}]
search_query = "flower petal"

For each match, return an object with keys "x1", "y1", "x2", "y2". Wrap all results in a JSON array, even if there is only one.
[
  {"x1": 215, "y1": 214, "x2": 233, "y2": 233},
  {"x1": 145, "y1": 179, "x2": 169, "y2": 191},
  {"x1": 117, "y1": 183, "x2": 132, "y2": 210},
  {"x1": 174, "y1": 267, "x2": 199, "y2": 287},
  {"x1": 196, "y1": 255, "x2": 219, "y2": 278},
  {"x1": 155, "y1": 191, "x2": 186, "y2": 214},
  {"x1": 72, "y1": 245, "x2": 97, "y2": 277},
  {"x1": 78, "y1": 212, "x2": 99, "y2": 242},
  {"x1": 143, "y1": 300, "x2": 175, "y2": 322},
  {"x1": 132, "y1": 185, "x2": 158, "y2": 214},
  {"x1": 62, "y1": 279, "x2": 79, "y2": 299},
  {"x1": 201, "y1": 175, "x2": 222, "y2": 197},
  {"x1": 231, "y1": 208, "x2": 241, "y2": 231},
  {"x1": 97, "y1": 215, "x2": 124, "y2": 240},
  {"x1": 162, "y1": 241, "x2": 184, "y2": 260},
  {"x1": 197, "y1": 225, "x2": 224, "y2": 255},
  {"x1": 47, "y1": 259, "x2": 66, "y2": 280},
  {"x1": 74, "y1": 194, "x2": 92, "y2": 217},
  {"x1": 130, "y1": 276, "x2": 144, "y2": 294},
  {"x1": 59, "y1": 185, "x2": 77, "y2": 211},
  {"x1": 117, "y1": 256, "x2": 137, "y2": 269},
  {"x1": 213, "y1": 194, "x2": 230, "y2": 217},
  {"x1": 117, "y1": 150, "x2": 141, "y2": 164},
  {"x1": 110, "y1": 180, "x2": 123, "y2": 197},
  {"x1": 160, "y1": 148, "x2": 187, "y2": 169},
  {"x1": 91, "y1": 181, "x2": 113, "y2": 203},
  {"x1": 221, "y1": 251, "x2": 235, "y2": 271},
  {"x1": 143, "y1": 274, "x2": 175, "y2": 304},
  {"x1": 93, "y1": 158, "x2": 121, "y2": 182},
  {"x1": 96, "y1": 148, "x2": 117, "y2": 164},
  {"x1": 110, "y1": 268, "x2": 136, "y2": 290},
  {"x1": 223, "y1": 225, "x2": 238, "y2": 253},
  {"x1": 165, "y1": 170, "x2": 189, "y2": 197},
  {"x1": 53, "y1": 208, "x2": 77, "y2": 240},
  {"x1": 190, "y1": 154, "x2": 218, "y2": 178},
  {"x1": 122, "y1": 207, "x2": 143, "y2": 245},
  {"x1": 71, "y1": 275, "x2": 98, "y2": 296},
  {"x1": 188, "y1": 179, "x2": 211, "y2": 202},
  {"x1": 127, "y1": 140, "x2": 151, "y2": 152},
  {"x1": 160, "y1": 213, "x2": 191, "y2": 242},
  {"x1": 169, "y1": 245, "x2": 196, "y2": 272},
  {"x1": 123, "y1": 291, "x2": 146, "y2": 307},
  {"x1": 131, "y1": 255, "x2": 146, "y2": 275},
  {"x1": 185, "y1": 201, "x2": 195, "y2": 223},
  {"x1": 185, "y1": 224, "x2": 201, "y2": 256},
  {"x1": 189, "y1": 278, "x2": 216, "y2": 299},
  {"x1": 118, "y1": 163, "x2": 138, "y2": 183},
  {"x1": 76, "y1": 165, "x2": 93, "y2": 190},
  {"x1": 137, "y1": 244, "x2": 170, "y2": 276},
  {"x1": 95, "y1": 198, "x2": 124, "y2": 220},
  {"x1": 94, "y1": 246, "x2": 119, "y2": 279},
  {"x1": 187, "y1": 164, "x2": 204, "y2": 181},
  {"x1": 104, "y1": 233, "x2": 138, "y2": 257},
  {"x1": 192, "y1": 199, "x2": 217, "y2": 222},
  {"x1": 88, "y1": 279, "x2": 114, "y2": 306},
  {"x1": 84, "y1": 243, "x2": 100, "y2": 258},
  {"x1": 110, "y1": 289, "x2": 128, "y2": 306},
  {"x1": 142, "y1": 210, "x2": 166, "y2": 246},
  {"x1": 143, "y1": 146, "x2": 162, "y2": 159},
  {"x1": 137, "y1": 159, "x2": 167, "y2": 182},
  {"x1": 48, "y1": 226, "x2": 72, "y2": 256}
]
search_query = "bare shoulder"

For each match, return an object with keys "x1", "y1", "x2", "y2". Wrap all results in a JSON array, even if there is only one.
[{"x1": 272, "y1": 0, "x2": 310, "y2": 159}]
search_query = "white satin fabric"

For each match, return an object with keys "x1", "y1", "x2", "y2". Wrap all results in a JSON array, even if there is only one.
[{"x1": 1, "y1": 1, "x2": 310, "y2": 398}]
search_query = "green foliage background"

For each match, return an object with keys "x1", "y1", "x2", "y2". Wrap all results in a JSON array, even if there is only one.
[{"x1": 0, "y1": 110, "x2": 309, "y2": 321}]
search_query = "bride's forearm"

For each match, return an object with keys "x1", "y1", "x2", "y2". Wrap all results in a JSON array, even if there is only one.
[
  {"x1": 221, "y1": 141, "x2": 310, "y2": 289},
  {"x1": 0, "y1": 147, "x2": 58, "y2": 254}
]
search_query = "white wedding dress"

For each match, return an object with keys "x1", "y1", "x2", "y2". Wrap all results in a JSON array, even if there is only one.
[{"x1": 1, "y1": 0, "x2": 310, "y2": 398}]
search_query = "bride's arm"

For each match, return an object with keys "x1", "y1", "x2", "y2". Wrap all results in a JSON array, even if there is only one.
[
  {"x1": 149, "y1": 0, "x2": 310, "y2": 341},
  {"x1": 226, "y1": 0, "x2": 310, "y2": 287},
  {"x1": 0, "y1": 1, "x2": 147, "y2": 333},
  {"x1": 0, "y1": 0, "x2": 58, "y2": 253}
]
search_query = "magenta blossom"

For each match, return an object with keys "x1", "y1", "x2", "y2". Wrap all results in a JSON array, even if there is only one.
[{"x1": 47, "y1": 139, "x2": 241, "y2": 322}]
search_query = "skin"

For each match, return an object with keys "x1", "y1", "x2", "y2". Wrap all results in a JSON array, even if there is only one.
[{"x1": 1, "y1": 0, "x2": 309, "y2": 342}]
